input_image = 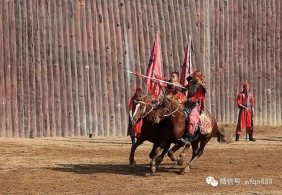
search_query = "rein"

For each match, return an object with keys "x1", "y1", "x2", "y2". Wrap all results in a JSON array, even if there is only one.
[
  {"x1": 157, "y1": 99, "x2": 180, "y2": 117},
  {"x1": 164, "y1": 107, "x2": 179, "y2": 117},
  {"x1": 138, "y1": 101, "x2": 155, "y2": 118}
]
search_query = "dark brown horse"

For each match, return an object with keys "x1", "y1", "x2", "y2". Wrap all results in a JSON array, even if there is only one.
[
  {"x1": 152, "y1": 96, "x2": 226, "y2": 175},
  {"x1": 129, "y1": 95, "x2": 189, "y2": 173},
  {"x1": 129, "y1": 95, "x2": 168, "y2": 169}
]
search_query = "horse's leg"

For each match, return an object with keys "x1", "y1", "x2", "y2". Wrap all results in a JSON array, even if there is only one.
[
  {"x1": 129, "y1": 137, "x2": 145, "y2": 167},
  {"x1": 150, "y1": 141, "x2": 167, "y2": 174},
  {"x1": 167, "y1": 142, "x2": 189, "y2": 166},
  {"x1": 149, "y1": 142, "x2": 160, "y2": 159},
  {"x1": 179, "y1": 140, "x2": 200, "y2": 174},
  {"x1": 155, "y1": 143, "x2": 171, "y2": 169},
  {"x1": 180, "y1": 139, "x2": 209, "y2": 174},
  {"x1": 176, "y1": 143, "x2": 191, "y2": 166}
]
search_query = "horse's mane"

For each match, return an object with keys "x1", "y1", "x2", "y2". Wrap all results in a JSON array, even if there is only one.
[
  {"x1": 140, "y1": 95, "x2": 154, "y2": 106},
  {"x1": 165, "y1": 94, "x2": 185, "y2": 110}
]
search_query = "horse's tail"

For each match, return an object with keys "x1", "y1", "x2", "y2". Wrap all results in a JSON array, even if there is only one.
[{"x1": 216, "y1": 125, "x2": 226, "y2": 143}]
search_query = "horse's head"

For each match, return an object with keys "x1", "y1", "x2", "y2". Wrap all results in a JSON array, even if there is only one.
[
  {"x1": 153, "y1": 96, "x2": 182, "y2": 124},
  {"x1": 131, "y1": 95, "x2": 157, "y2": 125}
]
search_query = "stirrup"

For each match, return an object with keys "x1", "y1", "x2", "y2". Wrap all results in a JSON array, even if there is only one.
[{"x1": 179, "y1": 137, "x2": 192, "y2": 146}]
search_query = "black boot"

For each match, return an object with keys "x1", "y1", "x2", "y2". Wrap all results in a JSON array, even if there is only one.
[
  {"x1": 235, "y1": 134, "x2": 240, "y2": 141},
  {"x1": 249, "y1": 134, "x2": 256, "y2": 142},
  {"x1": 180, "y1": 133, "x2": 194, "y2": 145}
]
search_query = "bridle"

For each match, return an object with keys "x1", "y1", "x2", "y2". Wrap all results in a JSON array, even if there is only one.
[
  {"x1": 134, "y1": 101, "x2": 154, "y2": 119},
  {"x1": 156, "y1": 98, "x2": 179, "y2": 118}
]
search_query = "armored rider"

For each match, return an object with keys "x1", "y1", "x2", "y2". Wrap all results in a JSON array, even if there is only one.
[{"x1": 180, "y1": 70, "x2": 206, "y2": 145}]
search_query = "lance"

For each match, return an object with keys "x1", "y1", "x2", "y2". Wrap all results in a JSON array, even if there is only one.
[{"x1": 125, "y1": 70, "x2": 186, "y2": 89}]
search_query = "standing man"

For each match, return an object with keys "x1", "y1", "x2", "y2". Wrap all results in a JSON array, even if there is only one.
[
  {"x1": 127, "y1": 87, "x2": 143, "y2": 144},
  {"x1": 236, "y1": 82, "x2": 256, "y2": 141},
  {"x1": 180, "y1": 70, "x2": 206, "y2": 145}
]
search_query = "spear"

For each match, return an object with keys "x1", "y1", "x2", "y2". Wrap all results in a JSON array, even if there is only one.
[{"x1": 125, "y1": 70, "x2": 186, "y2": 89}]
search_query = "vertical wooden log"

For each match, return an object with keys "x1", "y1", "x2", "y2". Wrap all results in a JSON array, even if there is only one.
[
  {"x1": 189, "y1": 0, "x2": 202, "y2": 71},
  {"x1": 27, "y1": 0, "x2": 36, "y2": 138},
  {"x1": 96, "y1": 1, "x2": 109, "y2": 135},
  {"x1": 46, "y1": 1, "x2": 55, "y2": 137},
  {"x1": 80, "y1": 0, "x2": 91, "y2": 136},
  {"x1": 63, "y1": 0, "x2": 74, "y2": 137},
  {"x1": 93, "y1": 1, "x2": 103, "y2": 136},
  {"x1": 57, "y1": 0, "x2": 67, "y2": 137},
  {"x1": 74, "y1": 1, "x2": 86, "y2": 136},
  {"x1": 163, "y1": 0, "x2": 175, "y2": 74},
  {"x1": 15, "y1": 1, "x2": 24, "y2": 138},
  {"x1": 68, "y1": 1, "x2": 79, "y2": 136},
  {"x1": 39, "y1": 0, "x2": 50, "y2": 137},
  {"x1": 274, "y1": 1, "x2": 281, "y2": 125},
  {"x1": 0, "y1": 1, "x2": 6, "y2": 137},
  {"x1": 8, "y1": 1, "x2": 18, "y2": 138},
  {"x1": 86, "y1": 0, "x2": 97, "y2": 136},
  {"x1": 32, "y1": 1, "x2": 43, "y2": 138}
]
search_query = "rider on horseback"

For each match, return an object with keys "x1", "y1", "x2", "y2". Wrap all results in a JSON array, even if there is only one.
[
  {"x1": 180, "y1": 70, "x2": 206, "y2": 145},
  {"x1": 155, "y1": 70, "x2": 186, "y2": 102}
]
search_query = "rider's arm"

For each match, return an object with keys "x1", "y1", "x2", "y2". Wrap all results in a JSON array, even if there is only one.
[
  {"x1": 174, "y1": 86, "x2": 187, "y2": 93},
  {"x1": 189, "y1": 86, "x2": 205, "y2": 103},
  {"x1": 154, "y1": 75, "x2": 169, "y2": 88}
]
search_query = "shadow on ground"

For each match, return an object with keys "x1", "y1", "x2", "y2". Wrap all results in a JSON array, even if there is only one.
[{"x1": 46, "y1": 163, "x2": 181, "y2": 177}]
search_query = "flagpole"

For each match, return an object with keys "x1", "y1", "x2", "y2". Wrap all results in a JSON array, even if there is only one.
[{"x1": 189, "y1": 34, "x2": 192, "y2": 75}]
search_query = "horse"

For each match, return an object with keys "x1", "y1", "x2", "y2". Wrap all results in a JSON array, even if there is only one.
[
  {"x1": 152, "y1": 96, "x2": 226, "y2": 175},
  {"x1": 129, "y1": 95, "x2": 189, "y2": 173},
  {"x1": 129, "y1": 95, "x2": 169, "y2": 169}
]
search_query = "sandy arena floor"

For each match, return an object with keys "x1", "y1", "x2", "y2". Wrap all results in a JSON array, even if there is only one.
[{"x1": 0, "y1": 124, "x2": 281, "y2": 195}]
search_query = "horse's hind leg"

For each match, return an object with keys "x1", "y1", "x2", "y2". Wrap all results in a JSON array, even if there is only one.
[
  {"x1": 180, "y1": 140, "x2": 209, "y2": 175},
  {"x1": 176, "y1": 143, "x2": 191, "y2": 166},
  {"x1": 129, "y1": 138, "x2": 145, "y2": 167},
  {"x1": 179, "y1": 140, "x2": 200, "y2": 174}
]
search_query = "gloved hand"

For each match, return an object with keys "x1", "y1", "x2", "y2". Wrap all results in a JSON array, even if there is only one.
[{"x1": 252, "y1": 108, "x2": 255, "y2": 116}]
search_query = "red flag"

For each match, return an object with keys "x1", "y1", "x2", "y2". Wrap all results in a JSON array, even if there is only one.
[
  {"x1": 180, "y1": 41, "x2": 194, "y2": 87},
  {"x1": 145, "y1": 32, "x2": 163, "y2": 100}
]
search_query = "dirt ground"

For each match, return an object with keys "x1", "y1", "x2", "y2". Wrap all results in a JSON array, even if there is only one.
[{"x1": 0, "y1": 124, "x2": 281, "y2": 195}]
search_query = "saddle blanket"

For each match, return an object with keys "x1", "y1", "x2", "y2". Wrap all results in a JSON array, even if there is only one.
[{"x1": 198, "y1": 112, "x2": 213, "y2": 135}]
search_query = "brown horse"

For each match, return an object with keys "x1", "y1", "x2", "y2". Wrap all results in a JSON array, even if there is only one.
[
  {"x1": 152, "y1": 96, "x2": 226, "y2": 175},
  {"x1": 129, "y1": 95, "x2": 169, "y2": 169},
  {"x1": 129, "y1": 95, "x2": 189, "y2": 173}
]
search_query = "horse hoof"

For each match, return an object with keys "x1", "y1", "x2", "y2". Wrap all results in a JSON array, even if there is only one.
[
  {"x1": 179, "y1": 167, "x2": 189, "y2": 175},
  {"x1": 179, "y1": 168, "x2": 186, "y2": 175},
  {"x1": 130, "y1": 160, "x2": 136, "y2": 167},
  {"x1": 177, "y1": 158, "x2": 184, "y2": 166},
  {"x1": 150, "y1": 166, "x2": 156, "y2": 174}
]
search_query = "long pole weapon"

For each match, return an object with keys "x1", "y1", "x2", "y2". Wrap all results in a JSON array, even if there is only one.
[
  {"x1": 125, "y1": 70, "x2": 186, "y2": 89},
  {"x1": 245, "y1": 110, "x2": 248, "y2": 142},
  {"x1": 188, "y1": 34, "x2": 192, "y2": 75}
]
